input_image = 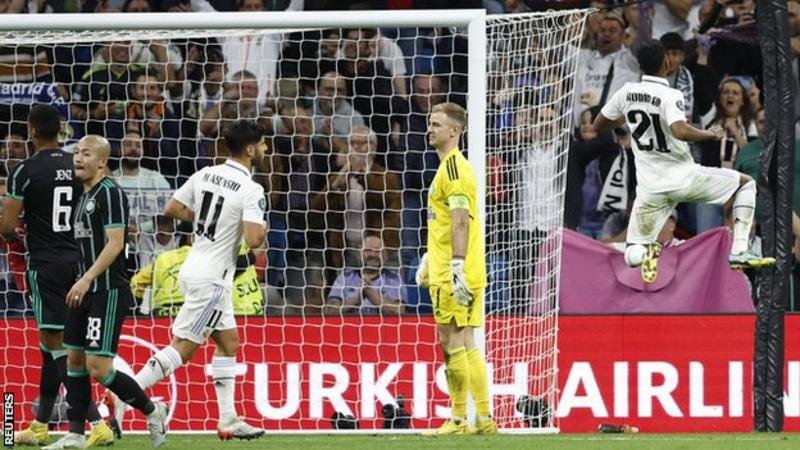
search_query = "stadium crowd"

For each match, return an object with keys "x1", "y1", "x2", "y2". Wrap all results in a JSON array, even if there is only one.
[{"x1": 1, "y1": 0, "x2": 799, "y2": 316}]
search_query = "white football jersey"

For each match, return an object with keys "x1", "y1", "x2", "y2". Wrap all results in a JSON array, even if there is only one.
[
  {"x1": 601, "y1": 75, "x2": 698, "y2": 193},
  {"x1": 173, "y1": 159, "x2": 265, "y2": 285}
]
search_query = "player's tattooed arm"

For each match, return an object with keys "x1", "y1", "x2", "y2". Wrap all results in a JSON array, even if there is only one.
[{"x1": 164, "y1": 197, "x2": 194, "y2": 223}]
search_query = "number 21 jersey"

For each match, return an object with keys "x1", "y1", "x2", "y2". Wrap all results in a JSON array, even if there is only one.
[
  {"x1": 600, "y1": 75, "x2": 697, "y2": 193},
  {"x1": 172, "y1": 159, "x2": 265, "y2": 285},
  {"x1": 7, "y1": 149, "x2": 81, "y2": 269}
]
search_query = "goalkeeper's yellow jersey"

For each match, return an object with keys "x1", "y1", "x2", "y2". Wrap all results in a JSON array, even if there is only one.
[{"x1": 426, "y1": 147, "x2": 487, "y2": 289}]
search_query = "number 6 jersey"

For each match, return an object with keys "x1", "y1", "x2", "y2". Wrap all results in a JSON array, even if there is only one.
[
  {"x1": 6, "y1": 149, "x2": 81, "y2": 269},
  {"x1": 172, "y1": 159, "x2": 266, "y2": 285},
  {"x1": 600, "y1": 75, "x2": 696, "y2": 194}
]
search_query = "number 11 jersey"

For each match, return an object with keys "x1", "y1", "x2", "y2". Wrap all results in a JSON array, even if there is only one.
[
  {"x1": 7, "y1": 149, "x2": 81, "y2": 269},
  {"x1": 600, "y1": 75, "x2": 697, "y2": 194},
  {"x1": 172, "y1": 159, "x2": 265, "y2": 285}
]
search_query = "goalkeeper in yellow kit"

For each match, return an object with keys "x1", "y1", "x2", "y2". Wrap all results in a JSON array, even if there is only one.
[{"x1": 415, "y1": 102, "x2": 497, "y2": 435}]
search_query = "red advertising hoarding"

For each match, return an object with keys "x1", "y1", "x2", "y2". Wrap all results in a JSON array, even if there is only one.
[{"x1": 3, "y1": 315, "x2": 800, "y2": 432}]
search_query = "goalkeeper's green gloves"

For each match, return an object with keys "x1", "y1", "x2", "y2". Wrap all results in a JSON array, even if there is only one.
[
  {"x1": 450, "y1": 257, "x2": 473, "y2": 306},
  {"x1": 415, "y1": 252, "x2": 429, "y2": 288}
]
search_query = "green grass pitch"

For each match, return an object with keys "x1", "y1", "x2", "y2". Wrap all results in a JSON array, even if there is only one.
[{"x1": 77, "y1": 433, "x2": 800, "y2": 449}]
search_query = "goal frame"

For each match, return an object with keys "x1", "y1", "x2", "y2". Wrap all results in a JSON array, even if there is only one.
[{"x1": 0, "y1": 9, "x2": 570, "y2": 435}]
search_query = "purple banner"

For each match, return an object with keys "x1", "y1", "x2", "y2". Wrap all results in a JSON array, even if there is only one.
[{"x1": 559, "y1": 228, "x2": 755, "y2": 314}]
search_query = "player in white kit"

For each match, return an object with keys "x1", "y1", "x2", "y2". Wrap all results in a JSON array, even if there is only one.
[
  {"x1": 117, "y1": 120, "x2": 268, "y2": 439},
  {"x1": 594, "y1": 40, "x2": 775, "y2": 283}
]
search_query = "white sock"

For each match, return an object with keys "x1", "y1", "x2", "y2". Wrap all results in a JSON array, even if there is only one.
[
  {"x1": 212, "y1": 356, "x2": 237, "y2": 425},
  {"x1": 731, "y1": 180, "x2": 756, "y2": 255},
  {"x1": 135, "y1": 345, "x2": 183, "y2": 390}
]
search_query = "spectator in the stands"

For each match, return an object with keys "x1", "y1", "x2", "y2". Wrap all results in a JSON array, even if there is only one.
[
  {"x1": 310, "y1": 125, "x2": 401, "y2": 271},
  {"x1": 399, "y1": 73, "x2": 445, "y2": 189},
  {"x1": 166, "y1": 44, "x2": 226, "y2": 182},
  {"x1": 0, "y1": 131, "x2": 27, "y2": 179},
  {"x1": 127, "y1": 72, "x2": 181, "y2": 181},
  {"x1": 698, "y1": 77, "x2": 757, "y2": 167},
  {"x1": 72, "y1": 41, "x2": 146, "y2": 139},
  {"x1": 573, "y1": 11, "x2": 640, "y2": 125},
  {"x1": 338, "y1": 28, "x2": 399, "y2": 156},
  {"x1": 648, "y1": 0, "x2": 692, "y2": 39},
  {"x1": 660, "y1": 32, "x2": 694, "y2": 121},
  {"x1": 337, "y1": 27, "x2": 408, "y2": 97},
  {"x1": 93, "y1": 37, "x2": 181, "y2": 84},
  {"x1": 735, "y1": 107, "x2": 800, "y2": 219},
  {"x1": 271, "y1": 104, "x2": 329, "y2": 312},
  {"x1": 699, "y1": 0, "x2": 761, "y2": 88},
  {"x1": 122, "y1": 0, "x2": 150, "y2": 12},
  {"x1": 323, "y1": 233, "x2": 404, "y2": 317},
  {"x1": 395, "y1": 73, "x2": 446, "y2": 262},
  {"x1": 565, "y1": 106, "x2": 631, "y2": 231},
  {"x1": 112, "y1": 130, "x2": 171, "y2": 191},
  {"x1": 313, "y1": 71, "x2": 365, "y2": 154},
  {"x1": 695, "y1": 77, "x2": 757, "y2": 233},
  {"x1": 199, "y1": 69, "x2": 261, "y2": 139},
  {"x1": 189, "y1": 0, "x2": 304, "y2": 100}
]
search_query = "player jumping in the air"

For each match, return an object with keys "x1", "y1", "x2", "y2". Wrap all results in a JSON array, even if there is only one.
[
  {"x1": 593, "y1": 40, "x2": 775, "y2": 283},
  {"x1": 416, "y1": 102, "x2": 497, "y2": 435},
  {"x1": 115, "y1": 119, "x2": 268, "y2": 441}
]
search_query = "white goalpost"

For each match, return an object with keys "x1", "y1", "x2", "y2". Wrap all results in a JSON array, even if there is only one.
[{"x1": 0, "y1": 8, "x2": 588, "y2": 434}]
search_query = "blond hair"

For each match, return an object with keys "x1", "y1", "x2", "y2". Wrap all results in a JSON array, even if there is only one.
[{"x1": 432, "y1": 102, "x2": 467, "y2": 130}]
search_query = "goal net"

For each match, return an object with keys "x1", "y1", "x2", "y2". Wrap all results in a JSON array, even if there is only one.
[{"x1": 0, "y1": 9, "x2": 587, "y2": 433}]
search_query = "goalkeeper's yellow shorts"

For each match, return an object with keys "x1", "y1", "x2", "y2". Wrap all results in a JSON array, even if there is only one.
[{"x1": 429, "y1": 283, "x2": 483, "y2": 328}]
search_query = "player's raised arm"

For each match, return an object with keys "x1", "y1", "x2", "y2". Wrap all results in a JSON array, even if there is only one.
[
  {"x1": 164, "y1": 198, "x2": 194, "y2": 222},
  {"x1": 659, "y1": 64, "x2": 723, "y2": 142},
  {"x1": 670, "y1": 120, "x2": 724, "y2": 142}
]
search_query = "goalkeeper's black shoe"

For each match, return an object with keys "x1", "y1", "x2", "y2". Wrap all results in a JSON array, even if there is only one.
[
  {"x1": 641, "y1": 243, "x2": 662, "y2": 284},
  {"x1": 729, "y1": 251, "x2": 776, "y2": 271}
]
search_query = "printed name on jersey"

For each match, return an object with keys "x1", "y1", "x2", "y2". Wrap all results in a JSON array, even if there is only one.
[
  {"x1": 202, "y1": 171, "x2": 242, "y2": 192},
  {"x1": 54, "y1": 169, "x2": 72, "y2": 181},
  {"x1": 625, "y1": 92, "x2": 661, "y2": 107},
  {"x1": 446, "y1": 156, "x2": 459, "y2": 181}
]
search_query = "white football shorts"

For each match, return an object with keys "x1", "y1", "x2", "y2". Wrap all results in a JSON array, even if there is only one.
[
  {"x1": 171, "y1": 279, "x2": 235, "y2": 345},
  {"x1": 628, "y1": 166, "x2": 741, "y2": 244}
]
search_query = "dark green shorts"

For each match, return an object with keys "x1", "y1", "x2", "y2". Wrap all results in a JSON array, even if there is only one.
[
  {"x1": 64, "y1": 288, "x2": 132, "y2": 357},
  {"x1": 27, "y1": 264, "x2": 78, "y2": 330}
]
